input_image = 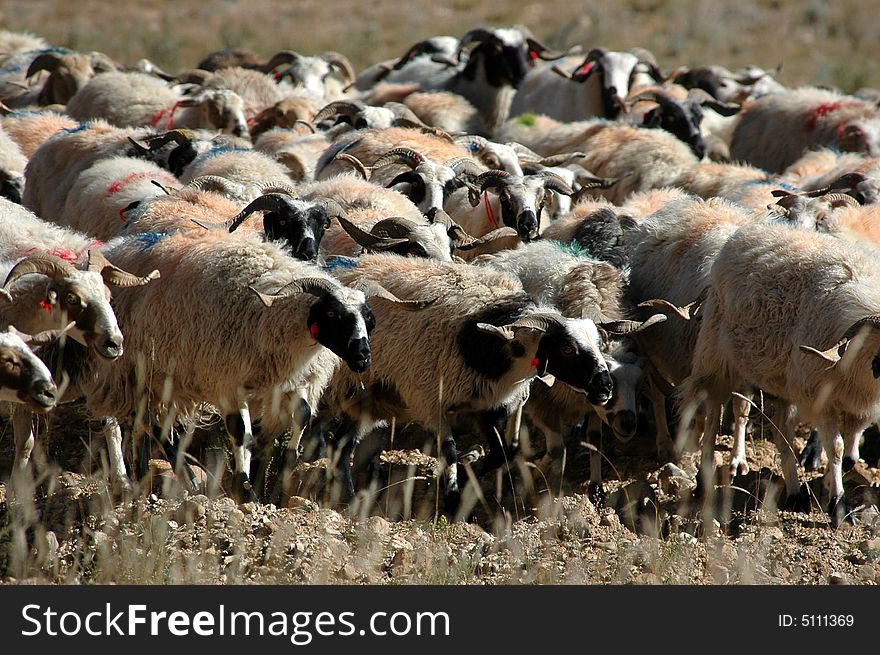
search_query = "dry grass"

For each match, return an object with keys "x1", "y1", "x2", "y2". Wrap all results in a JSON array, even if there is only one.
[{"x1": 1, "y1": 0, "x2": 877, "y2": 92}]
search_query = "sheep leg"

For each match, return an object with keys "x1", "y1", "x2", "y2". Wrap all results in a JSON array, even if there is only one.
[
  {"x1": 277, "y1": 397, "x2": 312, "y2": 500},
  {"x1": 329, "y1": 416, "x2": 363, "y2": 505},
  {"x1": 767, "y1": 401, "x2": 810, "y2": 512},
  {"x1": 816, "y1": 420, "x2": 851, "y2": 528},
  {"x1": 695, "y1": 401, "x2": 721, "y2": 523},
  {"x1": 225, "y1": 403, "x2": 256, "y2": 502},
  {"x1": 729, "y1": 393, "x2": 751, "y2": 477},
  {"x1": 798, "y1": 428, "x2": 823, "y2": 472},
  {"x1": 585, "y1": 412, "x2": 606, "y2": 508},
  {"x1": 644, "y1": 378, "x2": 675, "y2": 462},
  {"x1": 100, "y1": 417, "x2": 131, "y2": 492},
  {"x1": 474, "y1": 406, "x2": 514, "y2": 476},
  {"x1": 839, "y1": 414, "x2": 864, "y2": 473},
  {"x1": 11, "y1": 405, "x2": 34, "y2": 473}
]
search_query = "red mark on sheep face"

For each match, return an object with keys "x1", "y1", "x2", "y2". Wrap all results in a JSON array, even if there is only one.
[{"x1": 310, "y1": 323, "x2": 319, "y2": 340}]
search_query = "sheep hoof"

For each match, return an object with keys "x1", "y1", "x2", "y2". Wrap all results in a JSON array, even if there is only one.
[
  {"x1": 587, "y1": 481, "x2": 606, "y2": 509},
  {"x1": 828, "y1": 496, "x2": 853, "y2": 529},
  {"x1": 798, "y1": 428, "x2": 822, "y2": 471},
  {"x1": 782, "y1": 483, "x2": 811, "y2": 513},
  {"x1": 729, "y1": 458, "x2": 750, "y2": 477},
  {"x1": 233, "y1": 473, "x2": 259, "y2": 504},
  {"x1": 842, "y1": 456, "x2": 856, "y2": 473}
]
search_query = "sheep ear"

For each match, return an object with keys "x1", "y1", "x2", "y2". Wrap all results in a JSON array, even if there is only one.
[
  {"x1": 537, "y1": 373, "x2": 556, "y2": 387},
  {"x1": 799, "y1": 340, "x2": 847, "y2": 364}
]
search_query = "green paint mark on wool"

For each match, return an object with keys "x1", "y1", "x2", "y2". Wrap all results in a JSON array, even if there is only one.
[
  {"x1": 515, "y1": 112, "x2": 537, "y2": 127},
  {"x1": 549, "y1": 239, "x2": 593, "y2": 259}
]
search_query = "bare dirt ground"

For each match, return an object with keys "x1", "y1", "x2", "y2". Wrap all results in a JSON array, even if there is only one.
[{"x1": 1, "y1": 405, "x2": 879, "y2": 585}]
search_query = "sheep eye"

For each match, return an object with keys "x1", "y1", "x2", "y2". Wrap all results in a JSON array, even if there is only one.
[
  {"x1": 562, "y1": 344, "x2": 576, "y2": 357},
  {"x1": 323, "y1": 219, "x2": 331, "y2": 229},
  {"x1": 326, "y1": 310, "x2": 335, "y2": 319},
  {"x1": 66, "y1": 293, "x2": 80, "y2": 306},
  {"x1": 279, "y1": 219, "x2": 287, "y2": 226}
]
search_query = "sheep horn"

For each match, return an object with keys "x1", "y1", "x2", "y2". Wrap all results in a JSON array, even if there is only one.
[
  {"x1": 86, "y1": 249, "x2": 160, "y2": 287},
  {"x1": 25, "y1": 52, "x2": 65, "y2": 78},
  {"x1": 19, "y1": 321, "x2": 77, "y2": 349},
  {"x1": 336, "y1": 215, "x2": 410, "y2": 250},
  {"x1": 373, "y1": 147, "x2": 425, "y2": 170},
  {"x1": 141, "y1": 128, "x2": 198, "y2": 150},
  {"x1": 821, "y1": 193, "x2": 861, "y2": 208},
  {"x1": 354, "y1": 280, "x2": 434, "y2": 310},
  {"x1": 261, "y1": 50, "x2": 300, "y2": 73},
  {"x1": 454, "y1": 226, "x2": 518, "y2": 251},
  {"x1": 313, "y1": 100, "x2": 365, "y2": 124},
  {"x1": 637, "y1": 299, "x2": 698, "y2": 321},
  {"x1": 335, "y1": 152, "x2": 371, "y2": 180},
  {"x1": 537, "y1": 171, "x2": 575, "y2": 196},
  {"x1": 3, "y1": 253, "x2": 77, "y2": 298},
  {"x1": 250, "y1": 277, "x2": 340, "y2": 307},
  {"x1": 525, "y1": 37, "x2": 566, "y2": 61},
  {"x1": 445, "y1": 156, "x2": 484, "y2": 180},
  {"x1": 459, "y1": 28, "x2": 496, "y2": 49},
  {"x1": 534, "y1": 152, "x2": 586, "y2": 167},
  {"x1": 228, "y1": 194, "x2": 294, "y2": 232},
  {"x1": 322, "y1": 52, "x2": 356, "y2": 84},
  {"x1": 477, "y1": 170, "x2": 514, "y2": 192},
  {"x1": 258, "y1": 182, "x2": 299, "y2": 197},
  {"x1": 598, "y1": 314, "x2": 667, "y2": 336},
  {"x1": 188, "y1": 175, "x2": 235, "y2": 195}
]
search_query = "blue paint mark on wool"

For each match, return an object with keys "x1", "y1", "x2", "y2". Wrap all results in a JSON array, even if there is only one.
[
  {"x1": 323, "y1": 256, "x2": 358, "y2": 272},
  {"x1": 195, "y1": 145, "x2": 249, "y2": 164},
  {"x1": 550, "y1": 239, "x2": 594, "y2": 259},
  {"x1": 743, "y1": 179, "x2": 800, "y2": 192},
  {"x1": 62, "y1": 123, "x2": 89, "y2": 134},
  {"x1": 132, "y1": 231, "x2": 169, "y2": 251}
]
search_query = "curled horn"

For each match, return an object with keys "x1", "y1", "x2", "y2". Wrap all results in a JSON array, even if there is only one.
[
  {"x1": 86, "y1": 249, "x2": 160, "y2": 287},
  {"x1": 228, "y1": 194, "x2": 295, "y2": 232},
  {"x1": 800, "y1": 315, "x2": 880, "y2": 365},
  {"x1": 261, "y1": 50, "x2": 300, "y2": 73},
  {"x1": 354, "y1": 280, "x2": 434, "y2": 310},
  {"x1": 313, "y1": 100, "x2": 365, "y2": 124},
  {"x1": 335, "y1": 152, "x2": 371, "y2": 180},
  {"x1": 258, "y1": 182, "x2": 299, "y2": 197},
  {"x1": 598, "y1": 314, "x2": 667, "y2": 336},
  {"x1": 536, "y1": 171, "x2": 575, "y2": 196},
  {"x1": 525, "y1": 37, "x2": 566, "y2": 61},
  {"x1": 19, "y1": 321, "x2": 77, "y2": 349},
  {"x1": 372, "y1": 147, "x2": 425, "y2": 170},
  {"x1": 805, "y1": 172, "x2": 868, "y2": 199},
  {"x1": 477, "y1": 169, "x2": 514, "y2": 192},
  {"x1": 336, "y1": 215, "x2": 410, "y2": 250},
  {"x1": 533, "y1": 152, "x2": 586, "y2": 167},
  {"x1": 445, "y1": 156, "x2": 484, "y2": 180},
  {"x1": 477, "y1": 311, "x2": 564, "y2": 341},
  {"x1": 250, "y1": 276, "x2": 340, "y2": 308},
  {"x1": 26, "y1": 52, "x2": 65, "y2": 78},
  {"x1": 459, "y1": 28, "x2": 496, "y2": 49},
  {"x1": 3, "y1": 253, "x2": 77, "y2": 298},
  {"x1": 626, "y1": 88, "x2": 676, "y2": 107},
  {"x1": 139, "y1": 128, "x2": 198, "y2": 151},
  {"x1": 321, "y1": 52, "x2": 356, "y2": 84},
  {"x1": 454, "y1": 226, "x2": 518, "y2": 251},
  {"x1": 188, "y1": 175, "x2": 235, "y2": 195},
  {"x1": 687, "y1": 88, "x2": 741, "y2": 116},
  {"x1": 638, "y1": 299, "x2": 697, "y2": 321}
]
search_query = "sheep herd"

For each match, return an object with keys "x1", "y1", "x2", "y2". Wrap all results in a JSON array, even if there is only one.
[{"x1": 0, "y1": 24, "x2": 879, "y2": 531}]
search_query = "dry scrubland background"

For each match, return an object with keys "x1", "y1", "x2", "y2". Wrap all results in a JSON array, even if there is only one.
[{"x1": 1, "y1": 0, "x2": 877, "y2": 91}]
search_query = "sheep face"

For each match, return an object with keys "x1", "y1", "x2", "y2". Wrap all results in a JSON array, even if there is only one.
[
  {"x1": 0, "y1": 170, "x2": 23, "y2": 204},
  {"x1": 591, "y1": 351, "x2": 645, "y2": 442},
  {"x1": 45, "y1": 275, "x2": 124, "y2": 360},
  {"x1": 0, "y1": 329, "x2": 57, "y2": 412},
  {"x1": 263, "y1": 204, "x2": 332, "y2": 262},
  {"x1": 462, "y1": 29, "x2": 532, "y2": 90},
  {"x1": 307, "y1": 292, "x2": 374, "y2": 373},
  {"x1": 642, "y1": 99, "x2": 706, "y2": 159},
  {"x1": 493, "y1": 176, "x2": 548, "y2": 240},
  {"x1": 536, "y1": 317, "x2": 613, "y2": 405}
]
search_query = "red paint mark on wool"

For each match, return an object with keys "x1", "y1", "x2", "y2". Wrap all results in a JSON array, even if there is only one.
[
  {"x1": 805, "y1": 101, "x2": 846, "y2": 131},
  {"x1": 483, "y1": 192, "x2": 499, "y2": 229},
  {"x1": 309, "y1": 323, "x2": 319, "y2": 340},
  {"x1": 531, "y1": 357, "x2": 540, "y2": 368},
  {"x1": 39, "y1": 300, "x2": 52, "y2": 312},
  {"x1": 149, "y1": 101, "x2": 181, "y2": 130},
  {"x1": 107, "y1": 171, "x2": 175, "y2": 196},
  {"x1": 22, "y1": 246, "x2": 79, "y2": 263}
]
